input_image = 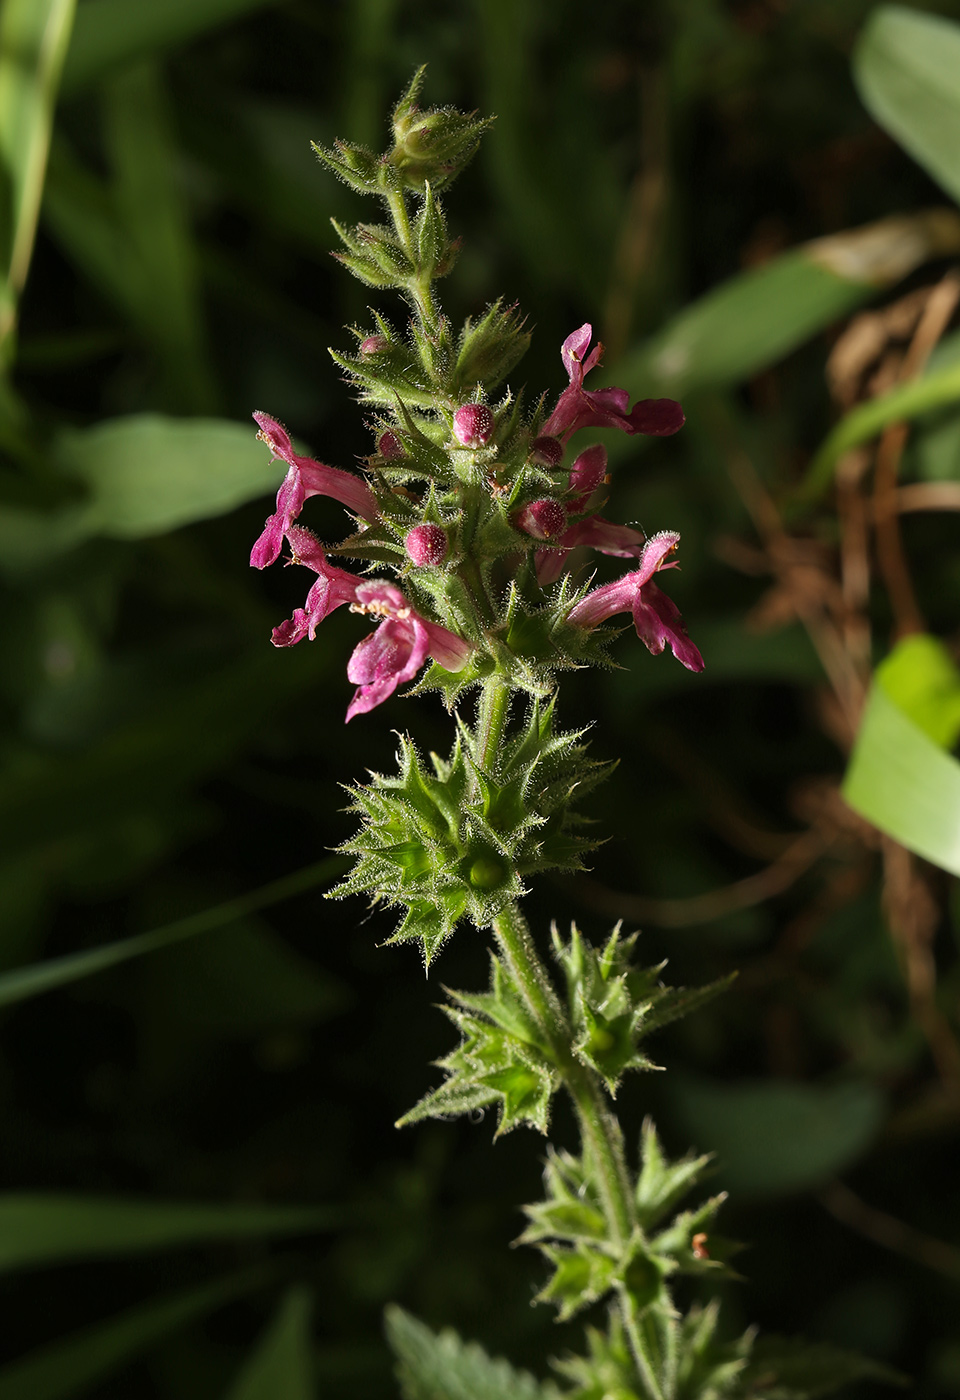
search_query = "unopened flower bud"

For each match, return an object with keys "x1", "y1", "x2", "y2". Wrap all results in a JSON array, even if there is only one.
[
  {"x1": 360, "y1": 335, "x2": 389, "y2": 356},
  {"x1": 378, "y1": 430, "x2": 405, "y2": 460},
  {"x1": 405, "y1": 523, "x2": 448, "y2": 567},
  {"x1": 453, "y1": 403, "x2": 494, "y2": 449},
  {"x1": 515, "y1": 498, "x2": 567, "y2": 540},
  {"x1": 528, "y1": 435, "x2": 563, "y2": 468}
]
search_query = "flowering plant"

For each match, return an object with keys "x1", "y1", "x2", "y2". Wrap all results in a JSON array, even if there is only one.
[{"x1": 248, "y1": 71, "x2": 894, "y2": 1400}]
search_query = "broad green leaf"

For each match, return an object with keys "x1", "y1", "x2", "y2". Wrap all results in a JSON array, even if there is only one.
[
  {"x1": 225, "y1": 1288, "x2": 314, "y2": 1400},
  {"x1": 0, "y1": 857, "x2": 343, "y2": 1010},
  {"x1": 855, "y1": 6, "x2": 960, "y2": 207},
  {"x1": 0, "y1": 0, "x2": 76, "y2": 356},
  {"x1": 0, "y1": 1270, "x2": 264, "y2": 1400},
  {"x1": 55, "y1": 414, "x2": 282, "y2": 539},
  {"x1": 843, "y1": 680, "x2": 960, "y2": 879},
  {"x1": 0, "y1": 1196, "x2": 336, "y2": 1273},
  {"x1": 61, "y1": 0, "x2": 281, "y2": 97},
  {"x1": 875, "y1": 634, "x2": 960, "y2": 749},
  {"x1": 385, "y1": 1306, "x2": 554, "y2": 1400},
  {"x1": 672, "y1": 1077, "x2": 885, "y2": 1196},
  {"x1": 618, "y1": 211, "x2": 960, "y2": 401},
  {"x1": 0, "y1": 414, "x2": 282, "y2": 568}
]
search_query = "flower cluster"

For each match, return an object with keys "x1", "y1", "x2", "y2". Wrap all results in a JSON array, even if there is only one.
[{"x1": 250, "y1": 324, "x2": 702, "y2": 720}]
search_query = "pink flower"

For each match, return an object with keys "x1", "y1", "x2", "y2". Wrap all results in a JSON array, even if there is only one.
[
  {"x1": 345, "y1": 581, "x2": 473, "y2": 721},
  {"x1": 566, "y1": 531, "x2": 704, "y2": 672},
  {"x1": 566, "y1": 443, "x2": 608, "y2": 512},
  {"x1": 250, "y1": 412, "x2": 378, "y2": 570},
  {"x1": 453, "y1": 403, "x2": 494, "y2": 448},
  {"x1": 542, "y1": 325, "x2": 684, "y2": 442},
  {"x1": 270, "y1": 527, "x2": 363, "y2": 646},
  {"x1": 536, "y1": 516, "x2": 645, "y2": 586}
]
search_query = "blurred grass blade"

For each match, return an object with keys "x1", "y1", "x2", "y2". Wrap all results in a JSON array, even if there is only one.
[
  {"x1": 225, "y1": 1288, "x2": 314, "y2": 1400},
  {"x1": 100, "y1": 61, "x2": 216, "y2": 412},
  {"x1": 618, "y1": 212, "x2": 960, "y2": 401},
  {"x1": 843, "y1": 640, "x2": 960, "y2": 877},
  {"x1": 0, "y1": 857, "x2": 343, "y2": 1010},
  {"x1": 0, "y1": 1270, "x2": 266, "y2": 1400},
  {"x1": 0, "y1": 1197, "x2": 335, "y2": 1273},
  {"x1": 799, "y1": 357, "x2": 960, "y2": 501},
  {"x1": 61, "y1": 0, "x2": 280, "y2": 97},
  {"x1": 0, "y1": 0, "x2": 76, "y2": 357},
  {"x1": 855, "y1": 6, "x2": 960, "y2": 207}
]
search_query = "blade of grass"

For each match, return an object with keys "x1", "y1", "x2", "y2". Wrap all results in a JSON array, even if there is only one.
[
  {"x1": 0, "y1": 1197, "x2": 337, "y2": 1273},
  {"x1": 0, "y1": 1269, "x2": 269, "y2": 1400},
  {"x1": 0, "y1": 0, "x2": 76, "y2": 359},
  {"x1": 0, "y1": 856, "x2": 344, "y2": 1010},
  {"x1": 61, "y1": 0, "x2": 280, "y2": 97},
  {"x1": 225, "y1": 1288, "x2": 314, "y2": 1400}
]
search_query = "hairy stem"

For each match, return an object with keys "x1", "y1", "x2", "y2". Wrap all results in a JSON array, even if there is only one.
[
  {"x1": 478, "y1": 679, "x2": 511, "y2": 771},
  {"x1": 491, "y1": 900, "x2": 634, "y2": 1245}
]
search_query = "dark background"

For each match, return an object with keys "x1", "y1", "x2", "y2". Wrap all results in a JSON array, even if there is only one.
[{"x1": 3, "y1": 0, "x2": 960, "y2": 1395}]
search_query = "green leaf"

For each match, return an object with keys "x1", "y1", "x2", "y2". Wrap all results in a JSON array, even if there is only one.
[
  {"x1": 855, "y1": 6, "x2": 960, "y2": 207},
  {"x1": 385, "y1": 1305, "x2": 554, "y2": 1400},
  {"x1": 61, "y1": 0, "x2": 281, "y2": 97},
  {"x1": 672, "y1": 1077, "x2": 885, "y2": 1197},
  {"x1": 53, "y1": 414, "x2": 283, "y2": 540},
  {"x1": 842, "y1": 676, "x2": 960, "y2": 878},
  {"x1": 0, "y1": 0, "x2": 76, "y2": 357},
  {"x1": 874, "y1": 634, "x2": 960, "y2": 748},
  {"x1": 0, "y1": 857, "x2": 343, "y2": 1010},
  {"x1": 0, "y1": 1270, "x2": 264, "y2": 1400},
  {"x1": 618, "y1": 211, "x2": 960, "y2": 401},
  {"x1": 224, "y1": 1288, "x2": 314, "y2": 1400},
  {"x1": 745, "y1": 1335, "x2": 907, "y2": 1398},
  {"x1": 0, "y1": 1196, "x2": 336, "y2": 1273}
]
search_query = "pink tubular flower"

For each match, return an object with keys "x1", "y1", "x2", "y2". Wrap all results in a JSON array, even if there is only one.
[
  {"x1": 567, "y1": 443, "x2": 608, "y2": 511},
  {"x1": 270, "y1": 527, "x2": 363, "y2": 647},
  {"x1": 453, "y1": 403, "x2": 494, "y2": 448},
  {"x1": 345, "y1": 581, "x2": 473, "y2": 721},
  {"x1": 536, "y1": 516, "x2": 645, "y2": 586},
  {"x1": 250, "y1": 412, "x2": 378, "y2": 570},
  {"x1": 542, "y1": 325, "x2": 684, "y2": 442},
  {"x1": 567, "y1": 531, "x2": 704, "y2": 672}
]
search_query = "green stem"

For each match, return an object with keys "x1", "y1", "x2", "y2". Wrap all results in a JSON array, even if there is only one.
[
  {"x1": 617, "y1": 1289, "x2": 669, "y2": 1400},
  {"x1": 491, "y1": 900, "x2": 634, "y2": 1246},
  {"x1": 478, "y1": 679, "x2": 511, "y2": 770}
]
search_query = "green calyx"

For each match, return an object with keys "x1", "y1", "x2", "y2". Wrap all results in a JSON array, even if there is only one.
[
  {"x1": 524, "y1": 1122, "x2": 735, "y2": 1324},
  {"x1": 328, "y1": 698, "x2": 610, "y2": 963}
]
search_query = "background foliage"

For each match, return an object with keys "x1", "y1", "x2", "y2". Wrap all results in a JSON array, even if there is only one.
[{"x1": 2, "y1": 0, "x2": 960, "y2": 1396}]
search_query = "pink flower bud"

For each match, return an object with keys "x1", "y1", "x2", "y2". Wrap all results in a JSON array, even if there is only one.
[
  {"x1": 405, "y1": 523, "x2": 448, "y2": 567},
  {"x1": 378, "y1": 430, "x2": 405, "y2": 460},
  {"x1": 359, "y1": 335, "x2": 389, "y2": 355},
  {"x1": 528, "y1": 435, "x2": 563, "y2": 468},
  {"x1": 453, "y1": 403, "x2": 494, "y2": 448},
  {"x1": 515, "y1": 498, "x2": 567, "y2": 540}
]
